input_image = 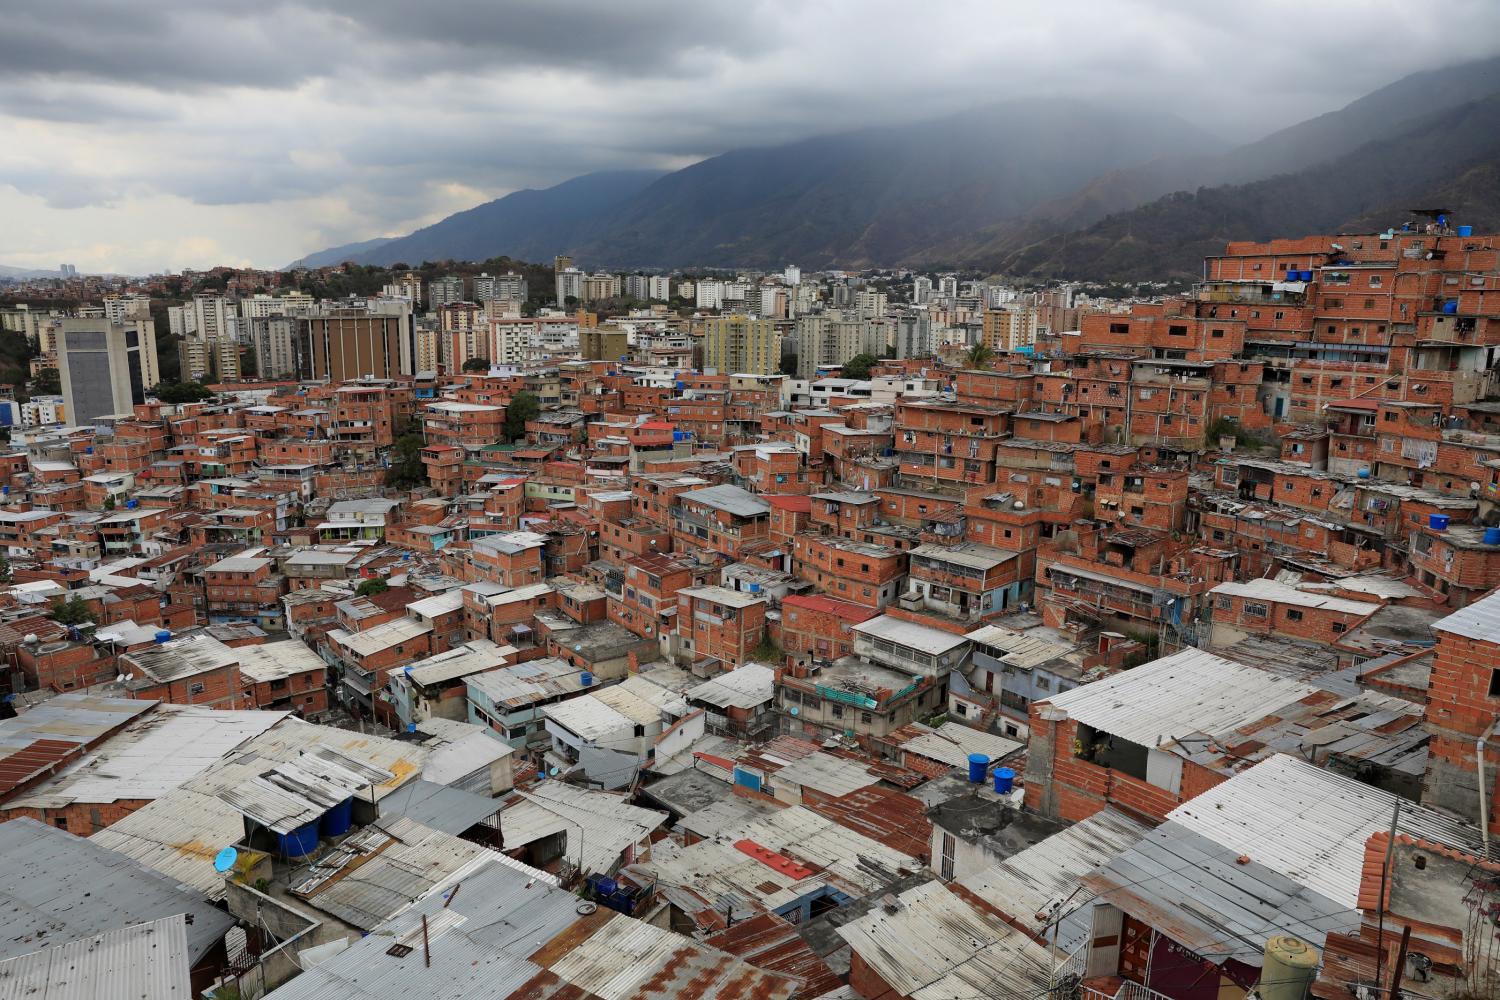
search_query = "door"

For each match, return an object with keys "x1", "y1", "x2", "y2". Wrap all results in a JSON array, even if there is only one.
[{"x1": 1085, "y1": 903, "x2": 1125, "y2": 978}]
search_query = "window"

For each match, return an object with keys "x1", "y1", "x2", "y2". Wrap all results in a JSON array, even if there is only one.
[
  {"x1": 1215, "y1": 594, "x2": 1232, "y2": 610},
  {"x1": 633, "y1": 724, "x2": 645, "y2": 737},
  {"x1": 1286, "y1": 609, "x2": 1303, "y2": 621},
  {"x1": 1332, "y1": 622, "x2": 1347, "y2": 634},
  {"x1": 1245, "y1": 602, "x2": 1268, "y2": 617},
  {"x1": 861, "y1": 712, "x2": 873, "y2": 724},
  {"x1": 189, "y1": 682, "x2": 206, "y2": 695},
  {"x1": 831, "y1": 704, "x2": 844, "y2": 719},
  {"x1": 1490, "y1": 669, "x2": 1500, "y2": 698}
]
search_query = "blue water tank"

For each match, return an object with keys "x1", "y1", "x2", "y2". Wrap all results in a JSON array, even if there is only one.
[
  {"x1": 154, "y1": 630, "x2": 171, "y2": 644},
  {"x1": 675, "y1": 381, "x2": 686, "y2": 391},
  {"x1": 278, "y1": 820, "x2": 321, "y2": 857},
  {"x1": 1459, "y1": 225, "x2": 1475, "y2": 238},
  {"x1": 85, "y1": 446, "x2": 93, "y2": 455},
  {"x1": 401, "y1": 552, "x2": 411, "y2": 561},
  {"x1": 580, "y1": 671, "x2": 593, "y2": 687},
  {"x1": 126, "y1": 499, "x2": 138, "y2": 509},
  {"x1": 2, "y1": 486, "x2": 9, "y2": 496},
  {"x1": 1485, "y1": 526, "x2": 1500, "y2": 546},
  {"x1": 993, "y1": 767, "x2": 1016, "y2": 794},
  {"x1": 967, "y1": 753, "x2": 989, "y2": 783},
  {"x1": 1430, "y1": 513, "x2": 1451, "y2": 532},
  {"x1": 319, "y1": 797, "x2": 354, "y2": 838},
  {"x1": 749, "y1": 582, "x2": 761, "y2": 593},
  {"x1": 1444, "y1": 300, "x2": 1459, "y2": 314},
  {"x1": 1357, "y1": 468, "x2": 1371, "y2": 479}
]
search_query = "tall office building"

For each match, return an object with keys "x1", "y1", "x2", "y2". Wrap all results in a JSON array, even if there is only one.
[
  {"x1": 648, "y1": 276, "x2": 672, "y2": 301},
  {"x1": 703, "y1": 315, "x2": 776, "y2": 375},
  {"x1": 298, "y1": 301, "x2": 414, "y2": 382},
  {"x1": 894, "y1": 311, "x2": 933, "y2": 360},
  {"x1": 56, "y1": 319, "x2": 160, "y2": 425}
]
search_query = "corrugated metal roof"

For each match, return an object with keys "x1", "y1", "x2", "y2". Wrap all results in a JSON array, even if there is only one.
[
  {"x1": 466, "y1": 657, "x2": 587, "y2": 708},
  {"x1": 92, "y1": 719, "x2": 426, "y2": 900},
  {"x1": 8, "y1": 705, "x2": 286, "y2": 809},
  {"x1": 686, "y1": 664, "x2": 775, "y2": 710},
  {"x1": 236, "y1": 640, "x2": 328, "y2": 684},
  {"x1": 334, "y1": 617, "x2": 433, "y2": 658},
  {"x1": 501, "y1": 783, "x2": 667, "y2": 876},
  {"x1": 401, "y1": 639, "x2": 509, "y2": 686},
  {"x1": 220, "y1": 749, "x2": 393, "y2": 834},
  {"x1": 898, "y1": 722, "x2": 1022, "y2": 771},
  {"x1": 679, "y1": 484, "x2": 770, "y2": 518},
  {"x1": 1042, "y1": 648, "x2": 1319, "y2": 751},
  {"x1": 122, "y1": 633, "x2": 238, "y2": 685},
  {"x1": 771, "y1": 753, "x2": 874, "y2": 798},
  {"x1": 376, "y1": 778, "x2": 500, "y2": 835},
  {"x1": 1080, "y1": 820, "x2": 1359, "y2": 964},
  {"x1": 1168, "y1": 753, "x2": 1487, "y2": 907},
  {"x1": 959, "y1": 807, "x2": 1153, "y2": 955},
  {"x1": 0, "y1": 817, "x2": 232, "y2": 966},
  {"x1": 836, "y1": 880, "x2": 1052, "y2": 1000},
  {"x1": 1210, "y1": 577, "x2": 1380, "y2": 614},
  {"x1": 0, "y1": 913, "x2": 191, "y2": 1000},
  {"x1": 850, "y1": 615, "x2": 969, "y2": 655},
  {"x1": 1432, "y1": 587, "x2": 1500, "y2": 640}
]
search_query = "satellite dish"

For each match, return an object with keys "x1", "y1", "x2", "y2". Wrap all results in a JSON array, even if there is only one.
[
  {"x1": 213, "y1": 847, "x2": 238, "y2": 873},
  {"x1": 549, "y1": 767, "x2": 560, "y2": 777},
  {"x1": 115, "y1": 674, "x2": 126, "y2": 684}
]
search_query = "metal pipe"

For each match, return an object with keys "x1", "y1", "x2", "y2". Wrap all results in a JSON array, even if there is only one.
[{"x1": 1478, "y1": 737, "x2": 1489, "y2": 859}]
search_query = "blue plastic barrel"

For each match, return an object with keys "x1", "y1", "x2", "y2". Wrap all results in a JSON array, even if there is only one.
[
  {"x1": 278, "y1": 820, "x2": 321, "y2": 857},
  {"x1": 580, "y1": 671, "x2": 593, "y2": 687},
  {"x1": 320, "y1": 797, "x2": 354, "y2": 838},
  {"x1": 1430, "y1": 513, "x2": 1450, "y2": 531},
  {"x1": 993, "y1": 767, "x2": 1016, "y2": 794},
  {"x1": 967, "y1": 753, "x2": 989, "y2": 783},
  {"x1": 1357, "y1": 468, "x2": 1371, "y2": 479},
  {"x1": 1444, "y1": 300, "x2": 1459, "y2": 314},
  {"x1": 1485, "y1": 527, "x2": 1500, "y2": 546},
  {"x1": 154, "y1": 630, "x2": 171, "y2": 644},
  {"x1": 1459, "y1": 225, "x2": 1474, "y2": 237}
]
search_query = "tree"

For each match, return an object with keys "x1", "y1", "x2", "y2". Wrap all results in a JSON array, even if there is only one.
[
  {"x1": 503, "y1": 390, "x2": 539, "y2": 442},
  {"x1": 49, "y1": 596, "x2": 93, "y2": 627},
  {"x1": 385, "y1": 432, "x2": 427, "y2": 489},
  {"x1": 240, "y1": 345, "x2": 259, "y2": 380},
  {"x1": 0, "y1": 554, "x2": 13, "y2": 585},
  {"x1": 32, "y1": 368, "x2": 60, "y2": 396},
  {"x1": 779, "y1": 354, "x2": 798, "y2": 376},
  {"x1": 841, "y1": 354, "x2": 877, "y2": 380},
  {"x1": 461, "y1": 357, "x2": 491, "y2": 373},
  {"x1": 964, "y1": 343, "x2": 996, "y2": 369},
  {"x1": 152, "y1": 381, "x2": 214, "y2": 404},
  {"x1": 355, "y1": 577, "x2": 390, "y2": 597}
]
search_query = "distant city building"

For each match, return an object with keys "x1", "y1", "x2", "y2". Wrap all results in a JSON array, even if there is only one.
[
  {"x1": 703, "y1": 314, "x2": 776, "y2": 375},
  {"x1": 784, "y1": 265, "x2": 801, "y2": 286},
  {"x1": 982, "y1": 305, "x2": 1038, "y2": 352},
  {"x1": 298, "y1": 301, "x2": 414, "y2": 382},
  {"x1": 695, "y1": 280, "x2": 725, "y2": 310},
  {"x1": 894, "y1": 310, "x2": 933, "y2": 359},
  {"x1": 427, "y1": 275, "x2": 465, "y2": 309},
  {"x1": 56, "y1": 318, "x2": 160, "y2": 425},
  {"x1": 245, "y1": 315, "x2": 298, "y2": 379},
  {"x1": 648, "y1": 275, "x2": 672, "y2": 301}
]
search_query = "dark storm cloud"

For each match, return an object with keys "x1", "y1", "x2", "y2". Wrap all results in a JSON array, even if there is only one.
[{"x1": 3, "y1": 0, "x2": 1500, "y2": 273}]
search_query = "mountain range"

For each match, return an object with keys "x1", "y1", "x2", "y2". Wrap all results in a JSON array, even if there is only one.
[{"x1": 292, "y1": 56, "x2": 1500, "y2": 281}]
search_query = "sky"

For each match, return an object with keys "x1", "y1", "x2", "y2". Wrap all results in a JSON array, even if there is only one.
[{"x1": 3, "y1": 0, "x2": 1499, "y2": 276}]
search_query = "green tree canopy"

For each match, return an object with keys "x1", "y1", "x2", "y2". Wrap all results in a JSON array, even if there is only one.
[
  {"x1": 355, "y1": 577, "x2": 390, "y2": 597},
  {"x1": 385, "y1": 432, "x2": 427, "y2": 490},
  {"x1": 152, "y1": 381, "x2": 215, "y2": 404},
  {"x1": 503, "y1": 390, "x2": 540, "y2": 442},
  {"x1": 841, "y1": 354, "x2": 877, "y2": 380},
  {"x1": 32, "y1": 368, "x2": 60, "y2": 396},
  {"x1": 964, "y1": 343, "x2": 996, "y2": 369},
  {"x1": 49, "y1": 595, "x2": 93, "y2": 627},
  {"x1": 461, "y1": 357, "x2": 491, "y2": 372}
]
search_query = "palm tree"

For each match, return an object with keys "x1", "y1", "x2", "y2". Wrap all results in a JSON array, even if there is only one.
[{"x1": 964, "y1": 342, "x2": 995, "y2": 369}]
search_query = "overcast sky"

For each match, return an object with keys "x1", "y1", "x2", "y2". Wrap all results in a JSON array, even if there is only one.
[{"x1": 3, "y1": 0, "x2": 1498, "y2": 275}]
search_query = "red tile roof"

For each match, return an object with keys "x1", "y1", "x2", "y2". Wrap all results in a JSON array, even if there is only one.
[{"x1": 781, "y1": 593, "x2": 879, "y2": 621}]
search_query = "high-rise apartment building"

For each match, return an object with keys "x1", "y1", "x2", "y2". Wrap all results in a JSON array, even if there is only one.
[
  {"x1": 396, "y1": 271, "x2": 423, "y2": 304},
  {"x1": 703, "y1": 315, "x2": 776, "y2": 375},
  {"x1": 579, "y1": 324, "x2": 629, "y2": 362},
  {"x1": 623, "y1": 274, "x2": 650, "y2": 301},
  {"x1": 474, "y1": 272, "x2": 527, "y2": 304},
  {"x1": 414, "y1": 321, "x2": 441, "y2": 374},
  {"x1": 648, "y1": 276, "x2": 672, "y2": 301},
  {"x1": 894, "y1": 311, "x2": 933, "y2": 360},
  {"x1": 427, "y1": 276, "x2": 465, "y2": 309},
  {"x1": 245, "y1": 316, "x2": 298, "y2": 379},
  {"x1": 556, "y1": 268, "x2": 584, "y2": 305},
  {"x1": 982, "y1": 306, "x2": 1038, "y2": 352},
  {"x1": 191, "y1": 295, "x2": 234, "y2": 342},
  {"x1": 582, "y1": 273, "x2": 621, "y2": 302},
  {"x1": 102, "y1": 294, "x2": 151, "y2": 326},
  {"x1": 56, "y1": 319, "x2": 160, "y2": 425},
  {"x1": 912, "y1": 276, "x2": 933, "y2": 305},
  {"x1": 784, "y1": 265, "x2": 801, "y2": 286},
  {"x1": 178, "y1": 336, "x2": 241, "y2": 383},
  {"x1": 696, "y1": 280, "x2": 725, "y2": 310},
  {"x1": 298, "y1": 301, "x2": 414, "y2": 382}
]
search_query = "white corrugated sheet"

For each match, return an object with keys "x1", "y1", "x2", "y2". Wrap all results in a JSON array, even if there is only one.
[
  {"x1": 500, "y1": 783, "x2": 667, "y2": 875},
  {"x1": 1168, "y1": 753, "x2": 1487, "y2": 907},
  {"x1": 1210, "y1": 577, "x2": 1380, "y2": 614},
  {"x1": 836, "y1": 880, "x2": 1051, "y2": 1000},
  {"x1": 899, "y1": 722, "x2": 1022, "y2": 771},
  {"x1": 1042, "y1": 648, "x2": 1318, "y2": 750},
  {"x1": 0, "y1": 913, "x2": 191, "y2": 1000},
  {"x1": 1432, "y1": 587, "x2": 1500, "y2": 641},
  {"x1": 686, "y1": 663, "x2": 775, "y2": 710}
]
